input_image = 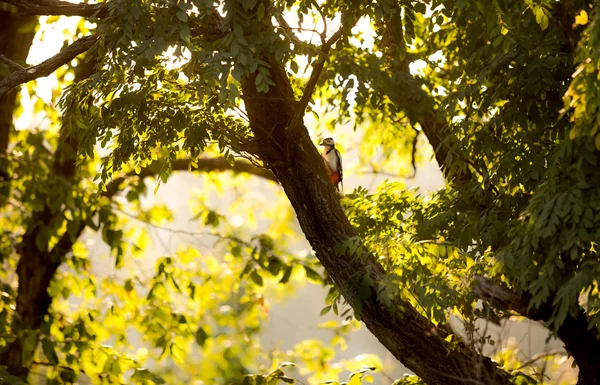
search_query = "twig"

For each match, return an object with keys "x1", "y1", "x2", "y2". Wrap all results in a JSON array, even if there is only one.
[
  {"x1": 513, "y1": 349, "x2": 566, "y2": 371},
  {"x1": 310, "y1": 0, "x2": 328, "y2": 43},
  {"x1": 32, "y1": 361, "x2": 86, "y2": 375},
  {"x1": 0, "y1": 54, "x2": 24, "y2": 71},
  {"x1": 0, "y1": 34, "x2": 98, "y2": 98}
]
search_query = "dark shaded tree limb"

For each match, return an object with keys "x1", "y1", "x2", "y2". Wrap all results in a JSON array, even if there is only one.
[
  {"x1": 103, "y1": 157, "x2": 278, "y2": 197},
  {"x1": 0, "y1": 0, "x2": 108, "y2": 17},
  {"x1": 0, "y1": 11, "x2": 37, "y2": 206},
  {"x1": 472, "y1": 276, "x2": 532, "y2": 317},
  {"x1": 239, "y1": 40, "x2": 512, "y2": 383},
  {"x1": 0, "y1": 54, "x2": 25, "y2": 71},
  {"x1": 473, "y1": 276, "x2": 600, "y2": 385},
  {"x1": 295, "y1": 22, "x2": 349, "y2": 115},
  {"x1": 0, "y1": 0, "x2": 226, "y2": 42},
  {"x1": 0, "y1": 52, "x2": 99, "y2": 379},
  {"x1": 0, "y1": 34, "x2": 98, "y2": 98}
]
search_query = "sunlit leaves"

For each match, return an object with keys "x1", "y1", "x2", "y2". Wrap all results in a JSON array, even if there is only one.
[
  {"x1": 563, "y1": 8, "x2": 600, "y2": 145},
  {"x1": 5, "y1": 0, "x2": 600, "y2": 384}
]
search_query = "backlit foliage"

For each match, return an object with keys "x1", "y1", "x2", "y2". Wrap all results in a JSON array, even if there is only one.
[{"x1": 2, "y1": 0, "x2": 600, "y2": 384}]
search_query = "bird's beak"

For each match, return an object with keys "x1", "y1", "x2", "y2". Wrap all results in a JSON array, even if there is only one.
[{"x1": 318, "y1": 140, "x2": 325, "y2": 146}]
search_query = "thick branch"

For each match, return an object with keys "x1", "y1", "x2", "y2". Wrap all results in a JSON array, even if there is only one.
[
  {"x1": 103, "y1": 157, "x2": 277, "y2": 198},
  {"x1": 240, "y1": 42, "x2": 512, "y2": 383},
  {"x1": 473, "y1": 276, "x2": 600, "y2": 385},
  {"x1": 472, "y1": 276, "x2": 533, "y2": 317},
  {"x1": 0, "y1": 34, "x2": 98, "y2": 98},
  {"x1": 0, "y1": 58, "x2": 96, "y2": 379},
  {"x1": 0, "y1": 11, "x2": 37, "y2": 205},
  {"x1": 1, "y1": 0, "x2": 225, "y2": 41},
  {"x1": 0, "y1": 54, "x2": 24, "y2": 71},
  {"x1": 0, "y1": 0, "x2": 108, "y2": 17}
]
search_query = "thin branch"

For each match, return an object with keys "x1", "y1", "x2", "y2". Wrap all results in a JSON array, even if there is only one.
[
  {"x1": 513, "y1": 350, "x2": 567, "y2": 371},
  {"x1": 309, "y1": 0, "x2": 328, "y2": 42},
  {"x1": 102, "y1": 157, "x2": 278, "y2": 198},
  {"x1": 274, "y1": 14, "x2": 304, "y2": 47},
  {"x1": 296, "y1": 23, "x2": 348, "y2": 114},
  {"x1": 284, "y1": 14, "x2": 360, "y2": 158},
  {"x1": 112, "y1": 205, "x2": 253, "y2": 248},
  {"x1": 0, "y1": 54, "x2": 24, "y2": 71},
  {"x1": 32, "y1": 361, "x2": 86, "y2": 375},
  {"x1": 0, "y1": 0, "x2": 108, "y2": 17},
  {"x1": 0, "y1": 34, "x2": 98, "y2": 98}
]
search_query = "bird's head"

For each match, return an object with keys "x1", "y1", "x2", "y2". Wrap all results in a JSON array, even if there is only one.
[{"x1": 319, "y1": 137, "x2": 335, "y2": 147}]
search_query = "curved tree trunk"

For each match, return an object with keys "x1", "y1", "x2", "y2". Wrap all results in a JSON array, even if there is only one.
[
  {"x1": 0, "y1": 51, "x2": 97, "y2": 380},
  {"x1": 239, "y1": 57, "x2": 512, "y2": 385},
  {"x1": 473, "y1": 276, "x2": 600, "y2": 385},
  {"x1": 0, "y1": 8, "x2": 37, "y2": 207}
]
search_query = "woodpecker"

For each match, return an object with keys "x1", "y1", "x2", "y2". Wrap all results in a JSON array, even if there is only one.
[{"x1": 319, "y1": 137, "x2": 343, "y2": 191}]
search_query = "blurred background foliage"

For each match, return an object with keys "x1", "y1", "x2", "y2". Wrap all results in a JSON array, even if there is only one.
[{"x1": 1, "y1": 0, "x2": 600, "y2": 384}]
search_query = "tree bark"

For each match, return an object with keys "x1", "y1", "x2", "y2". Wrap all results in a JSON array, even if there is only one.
[
  {"x1": 0, "y1": 0, "x2": 108, "y2": 17},
  {"x1": 239, "y1": 57, "x2": 511, "y2": 385},
  {"x1": 0, "y1": 34, "x2": 98, "y2": 98},
  {"x1": 0, "y1": 51, "x2": 98, "y2": 378},
  {"x1": 0, "y1": 9, "x2": 37, "y2": 206},
  {"x1": 473, "y1": 276, "x2": 600, "y2": 385}
]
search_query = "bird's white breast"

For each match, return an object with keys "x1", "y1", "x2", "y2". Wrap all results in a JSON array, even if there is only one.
[{"x1": 323, "y1": 149, "x2": 339, "y2": 171}]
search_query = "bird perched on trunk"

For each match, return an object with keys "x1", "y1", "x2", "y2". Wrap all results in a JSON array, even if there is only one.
[{"x1": 319, "y1": 137, "x2": 343, "y2": 191}]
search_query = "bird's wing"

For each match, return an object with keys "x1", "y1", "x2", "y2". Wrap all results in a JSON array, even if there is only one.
[{"x1": 335, "y1": 148, "x2": 343, "y2": 179}]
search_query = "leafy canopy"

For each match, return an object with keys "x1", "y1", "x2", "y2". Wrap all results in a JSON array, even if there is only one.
[{"x1": 2, "y1": 0, "x2": 600, "y2": 384}]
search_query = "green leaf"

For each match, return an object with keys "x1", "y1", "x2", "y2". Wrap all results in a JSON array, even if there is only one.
[
  {"x1": 132, "y1": 368, "x2": 166, "y2": 384},
  {"x1": 303, "y1": 265, "x2": 321, "y2": 283},
  {"x1": 257, "y1": 3, "x2": 266, "y2": 21},
  {"x1": 180, "y1": 23, "x2": 191, "y2": 41},
  {"x1": 250, "y1": 270, "x2": 264, "y2": 286},
  {"x1": 21, "y1": 330, "x2": 38, "y2": 367},
  {"x1": 540, "y1": 14, "x2": 549, "y2": 30},
  {"x1": 176, "y1": 11, "x2": 188, "y2": 22},
  {"x1": 279, "y1": 265, "x2": 293, "y2": 284},
  {"x1": 195, "y1": 326, "x2": 209, "y2": 347},
  {"x1": 41, "y1": 338, "x2": 59, "y2": 365}
]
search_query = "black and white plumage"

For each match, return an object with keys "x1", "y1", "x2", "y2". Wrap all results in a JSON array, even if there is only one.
[{"x1": 319, "y1": 137, "x2": 343, "y2": 191}]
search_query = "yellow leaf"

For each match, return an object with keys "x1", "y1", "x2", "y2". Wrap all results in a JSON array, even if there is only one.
[
  {"x1": 575, "y1": 10, "x2": 588, "y2": 26},
  {"x1": 594, "y1": 134, "x2": 600, "y2": 150},
  {"x1": 466, "y1": 257, "x2": 474, "y2": 268}
]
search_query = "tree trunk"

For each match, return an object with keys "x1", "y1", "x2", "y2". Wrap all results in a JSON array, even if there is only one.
[
  {"x1": 240, "y1": 58, "x2": 511, "y2": 385},
  {"x1": 473, "y1": 276, "x2": 600, "y2": 385},
  {"x1": 0, "y1": 53, "x2": 96, "y2": 380},
  {"x1": 0, "y1": 8, "x2": 37, "y2": 207}
]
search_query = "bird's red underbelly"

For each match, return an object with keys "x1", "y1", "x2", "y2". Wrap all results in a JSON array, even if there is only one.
[{"x1": 330, "y1": 172, "x2": 341, "y2": 184}]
